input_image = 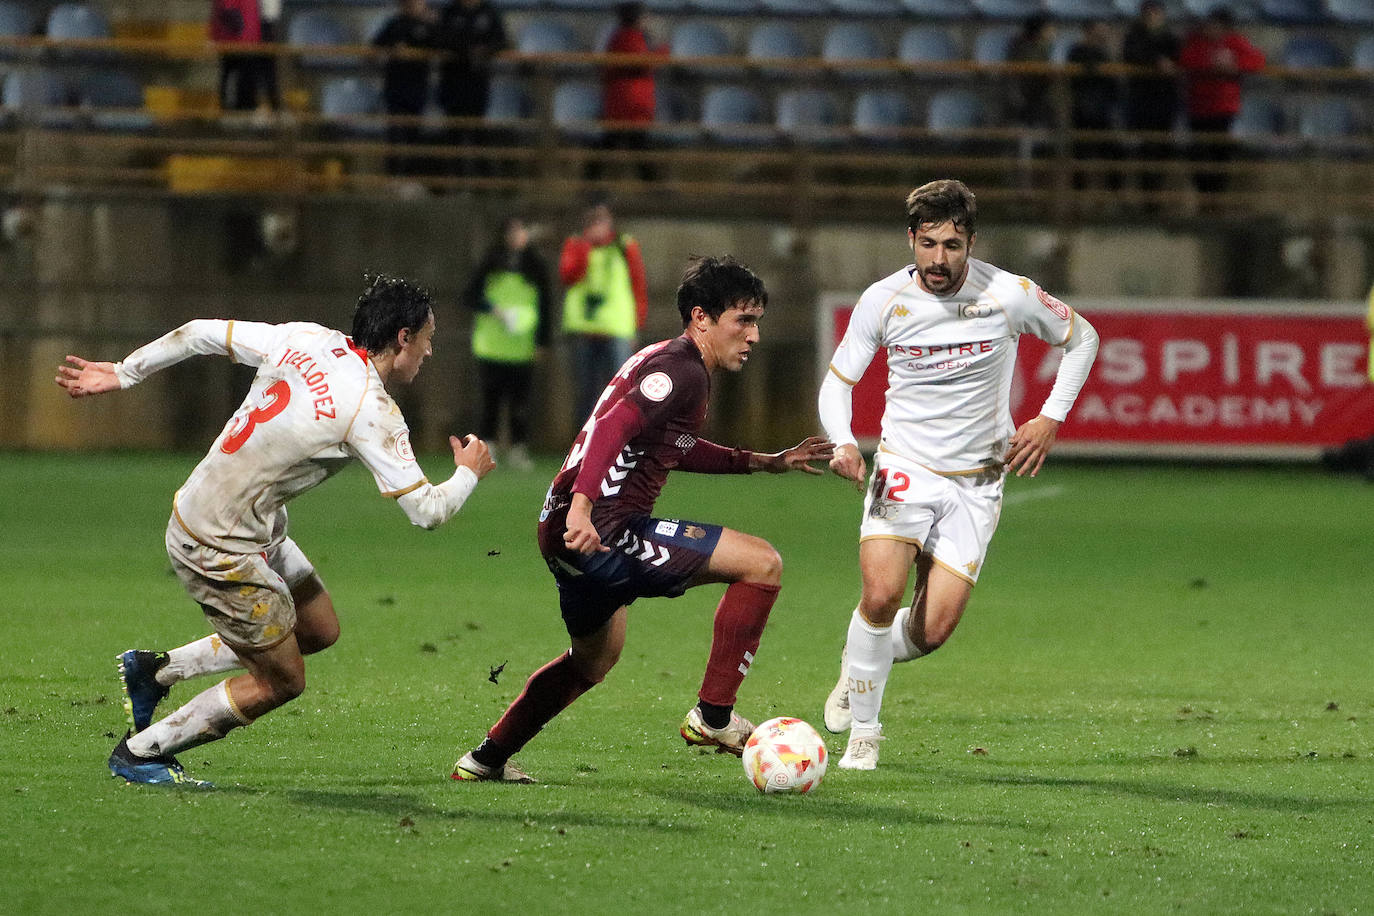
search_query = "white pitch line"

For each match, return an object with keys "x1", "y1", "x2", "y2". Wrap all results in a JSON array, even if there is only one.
[{"x1": 1003, "y1": 484, "x2": 1065, "y2": 507}]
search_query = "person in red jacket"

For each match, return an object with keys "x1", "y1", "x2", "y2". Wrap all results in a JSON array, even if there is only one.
[
  {"x1": 596, "y1": 2, "x2": 665, "y2": 181},
  {"x1": 1178, "y1": 9, "x2": 1265, "y2": 194}
]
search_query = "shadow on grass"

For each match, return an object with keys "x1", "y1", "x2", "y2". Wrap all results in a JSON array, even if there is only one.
[
  {"x1": 650, "y1": 786, "x2": 1034, "y2": 831},
  {"x1": 944, "y1": 769, "x2": 1363, "y2": 813}
]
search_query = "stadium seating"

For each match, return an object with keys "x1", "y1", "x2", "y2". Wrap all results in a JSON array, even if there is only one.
[
  {"x1": 319, "y1": 77, "x2": 384, "y2": 135},
  {"x1": 972, "y1": 26, "x2": 1018, "y2": 64},
  {"x1": 643, "y1": 0, "x2": 691, "y2": 11},
  {"x1": 775, "y1": 88, "x2": 844, "y2": 144},
  {"x1": 759, "y1": 0, "x2": 827, "y2": 13},
  {"x1": 79, "y1": 69, "x2": 153, "y2": 131},
  {"x1": 970, "y1": 0, "x2": 1049, "y2": 20},
  {"x1": 831, "y1": 0, "x2": 907, "y2": 13},
  {"x1": 552, "y1": 79, "x2": 602, "y2": 142},
  {"x1": 851, "y1": 88, "x2": 918, "y2": 143},
  {"x1": 1280, "y1": 35, "x2": 1345, "y2": 69},
  {"x1": 1112, "y1": 0, "x2": 1188, "y2": 16},
  {"x1": 670, "y1": 21, "x2": 732, "y2": 59},
  {"x1": 516, "y1": 20, "x2": 581, "y2": 54},
  {"x1": 1049, "y1": 30, "x2": 1079, "y2": 63},
  {"x1": 927, "y1": 88, "x2": 988, "y2": 131},
  {"x1": 2, "y1": 69, "x2": 78, "y2": 128},
  {"x1": 46, "y1": 3, "x2": 111, "y2": 41},
  {"x1": 747, "y1": 21, "x2": 810, "y2": 76},
  {"x1": 1326, "y1": 0, "x2": 1374, "y2": 26},
  {"x1": 1045, "y1": 0, "x2": 1120, "y2": 20},
  {"x1": 1257, "y1": 0, "x2": 1327, "y2": 24},
  {"x1": 1230, "y1": 92, "x2": 1287, "y2": 150},
  {"x1": 287, "y1": 11, "x2": 359, "y2": 68},
  {"x1": 821, "y1": 23, "x2": 886, "y2": 78},
  {"x1": 363, "y1": 9, "x2": 394, "y2": 45},
  {"x1": 1353, "y1": 35, "x2": 1374, "y2": 71},
  {"x1": 1295, "y1": 95, "x2": 1359, "y2": 141},
  {"x1": 0, "y1": 1, "x2": 35, "y2": 39},
  {"x1": 1180, "y1": 0, "x2": 1259, "y2": 22},
  {"x1": 900, "y1": 0, "x2": 976, "y2": 14},
  {"x1": 701, "y1": 84, "x2": 769, "y2": 144},
  {"x1": 690, "y1": 0, "x2": 761, "y2": 13},
  {"x1": 548, "y1": 0, "x2": 619, "y2": 10},
  {"x1": 485, "y1": 75, "x2": 532, "y2": 121},
  {"x1": 898, "y1": 26, "x2": 962, "y2": 63},
  {"x1": 653, "y1": 82, "x2": 699, "y2": 145}
]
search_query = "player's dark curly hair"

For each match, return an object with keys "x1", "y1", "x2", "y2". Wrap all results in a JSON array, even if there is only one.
[
  {"x1": 351, "y1": 273, "x2": 433, "y2": 353},
  {"x1": 675, "y1": 255, "x2": 768, "y2": 326},
  {"x1": 906, "y1": 179, "x2": 977, "y2": 237}
]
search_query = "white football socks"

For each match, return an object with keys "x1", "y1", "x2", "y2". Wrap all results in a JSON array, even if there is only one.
[
  {"x1": 127, "y1": 680, "x2": 252, "y2": 759},
  {"x1": 156, "y1": 634, "x2": 243, "y2": 687},
  {"x1": 845, "y1": 609, "x2": 893, "y2": 731},
  {"x1": 890, "y1": 605, "x2": 926, "y2": 663}
]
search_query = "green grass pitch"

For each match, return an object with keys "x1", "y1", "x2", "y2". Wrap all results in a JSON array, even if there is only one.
[{"x1": 1, "y1": 451, "x2": 1370, "y2": 914}]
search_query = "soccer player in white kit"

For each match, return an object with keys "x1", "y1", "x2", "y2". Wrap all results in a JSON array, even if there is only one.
[
  {"x1": 56, "y1": 275, "x2": 496, "y2": 786},
  {"x1": 817, "y1": 181, "x2": 1099, "y2": 770}
]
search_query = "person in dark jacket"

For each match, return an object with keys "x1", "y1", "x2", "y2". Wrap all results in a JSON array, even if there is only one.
[
  {"x1": 373, "y1": 0, "x2": 439, "y2": 176},
  {"x1": 463, "y1": 216, "x2": 553, "y2": 470},
  {"x1": 1121, "y1": 0, "x2": 1180, "y2": 198},
  {"x1": 435, "y1": 0, "x2": 508, "y2": 177},
  {"x1": 1066, "y1": 20, "x2": 1121, "y2": 191}
]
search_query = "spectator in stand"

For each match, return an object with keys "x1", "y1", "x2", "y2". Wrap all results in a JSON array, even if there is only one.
[
  {"x1": 211, "y1": 0, "x2": 280, "y2": 113},
  {"x1": 463, "y1": 216, "x2": 553, "y2": 471},
  {"x1": 1121, "y1": 0, "x2": 1181, "y2": 199},
  {"x1": 1179, "y1": 9, "x2": 1264, "y2": 194},
  {"x1": 1006, "y1": 14, "x2": 1058, "y2": 130},
  {"x1": 374, "y1": 0, "x2": 439, "y2": 177},
  {"x1": 436, "y1": 0, "x2": 508, "y2": 177},
  {"x1": 596, "y1": 2, "x2": 665, "y2": 182},
  {"x1": 559, "y1": 201, "x2": 648, "y2": 426},
  {"x1": 1066, "y1": 20, "x2": 1121, "y2": 192}
]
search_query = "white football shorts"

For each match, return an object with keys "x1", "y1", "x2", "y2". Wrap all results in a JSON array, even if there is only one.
[
  {"x1": 858, "y1": 450, "x2": 1004, "y2": 584},
  {"x1": 165, "y1": 513, "x2": 316, "y2": 649}
]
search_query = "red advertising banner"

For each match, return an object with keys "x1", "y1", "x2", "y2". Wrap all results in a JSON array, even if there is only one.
[{"x1": 821, "y1": 297, "x2": 1374, "y2": 459}]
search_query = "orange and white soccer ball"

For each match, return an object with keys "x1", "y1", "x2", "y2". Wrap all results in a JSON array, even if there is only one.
[{"x1": 742, "y1": 716, "x2": 828, "y2": 794}]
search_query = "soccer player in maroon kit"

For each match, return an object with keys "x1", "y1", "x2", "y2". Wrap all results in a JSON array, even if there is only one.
[{"x1": 452, "y1": 256, "x2": 833, "y2": 782}]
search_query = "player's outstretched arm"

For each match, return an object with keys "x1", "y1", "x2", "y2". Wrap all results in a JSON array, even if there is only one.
[
  {"x1": 750, "y1": 436, "x2": 835, "y2": 475},
  {"x1": 55, "y1": 355, "x2": 120, "y2": 398}
]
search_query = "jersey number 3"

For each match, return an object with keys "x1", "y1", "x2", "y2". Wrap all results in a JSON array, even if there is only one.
[{"x1": 221, "y1": 379, "x2": 292, "y2": 454}]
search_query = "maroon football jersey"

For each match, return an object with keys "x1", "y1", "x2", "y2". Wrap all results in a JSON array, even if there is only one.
[{"x1": 539, "y1": 336, "x2": 712, "y2": 556}]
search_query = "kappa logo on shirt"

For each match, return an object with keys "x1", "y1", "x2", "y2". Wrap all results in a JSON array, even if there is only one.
[{"x1": 640, "y1": 371, "x2": 673, "y2": 402}]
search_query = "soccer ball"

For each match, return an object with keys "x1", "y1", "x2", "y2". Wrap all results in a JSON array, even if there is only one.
[{"x1": 742, "y1": 716, "x2": 828, "y2": 794}]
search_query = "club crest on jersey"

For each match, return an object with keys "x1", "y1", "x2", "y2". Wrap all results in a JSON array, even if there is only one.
[
  {"x1": 394, "y1": 430, "x2": 415, "y2": 462},
  {"x1": 1036, "y1": 286, "x2": 1070, "y2": 320},
  {"x1": 640, "y1": 371, "x2": 673, "y2": 402},
  {"x1": 684, "y1": 525, "x2": 706, "y2": 539}
]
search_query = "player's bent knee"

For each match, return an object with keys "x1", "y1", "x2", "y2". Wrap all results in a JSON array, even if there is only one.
[
  {"x1": 297, "y1": 620, "x2": 340, "y2": 655},
  {"x1": 745, "y1": 542, "x2": 783, "y2": 587}
]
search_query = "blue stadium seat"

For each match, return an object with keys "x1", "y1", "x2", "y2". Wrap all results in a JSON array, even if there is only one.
[
  {"x1": 973, "y1": 26, "x2": 1017, "y2": 64},
  {"x1": 670, "y1": 21, "x2": 731, "y2": 59},
  {"x1": 1354, "y1": 36, "x2": 1374, "y2": 72},
  {"x1": 653, "y1": 82, "x2": 699, "y2": 145},
  {"x1": 79, "y1": 70, "x2": 153, "y2": 131},
  {"x1": 775, "y1": 88, "x2": 844, "y2": 144},
  {"x1": 831, "y1": 0, "x2": 906, "y2": 13},
  {"x1": 46, "y1": 2, "x2": 111, "y2": 40},
  {"x1": 759, "y1": 0, "x2": 826, "y2": 12},
  {"x1": 900, "y1": 0, "x2": 976, "y2": 15},
  {"x1": 1112, "y1": 0, "x2": 1187, "y2": 16},
  {"x1": 1049, "y1": 30, "x2": 1079, "y2": 64},
  {"x1": 485, "y1": 75, "x2": 532, "y2": 121},
  {"x1": 821, "y1": 23, "x2": 886, "y2": 78},
  {"x1": 552, "y1": 80, "x2": 602, "y2": 142},
  {"x1": 1257, "y1": 0, "x2": 1326, "y2": 23},
  {"x1": 1280, "y1": 36, "x2": 1344, "y2": 69},
  {"x1": 1230, "y1": 93, "x2": 1284, "y2": 139},
  {"x1": 927, "y1": 88, "x2": 987, "y2": 130},
  {"x1": 363, "y1": 9, "x2": 394, "y2": 45},
  {"x1": 2, "y1": 69, "x2": 77, "y2": 128},
  {"x1": 0, "y1": 1, "x2": 36, "y2": 38},
  {"x1": 287, "y1": 11, "x2": 359, "y2": 68},
  {"x1": 319, "y1": 77, "x2": 384, "y2": 135},
  {"x1": 1045, "y1": 0, "x2": 1119, "y2": 19},
  {"x1": 643, "y1": 0, "x2": 690, "y2": 10},
  {"x1": 970, "y1": 0, "x2": 1047, "y2": 19},
  {"x1": 491, "y1": 0, "x2": 545, "y2": 9},
  {"x1": 747, "y1": 22, "x2": 809, "y2": 75},
  {"x1": 548, "y1": 0, "x2": 618, "y2": 9},
  {"x1": 1326, "y1": 0, "x2": 1374, "y2": 26},
  {"x1": 898, "y1": 27, "x2": 961, "y2": 64},
  {"x1": 691, "y1": 0, "x2": 761, "y2": 12},
  {"x1": 1180, "y1": 0, "x2": 1259, "y2": 21},
  {"x1": 701, "y1": 85, "x2": 769, "y2": 144},
  {"x1": 516, "y1": 20, "x2": 580, "y2": 54},
  {"x1": 1296, "y1": 95, "x2": 1358, "y2": 140},
  {"x1": 852, "y1": 89, "x2": 918, "y2": 142}
]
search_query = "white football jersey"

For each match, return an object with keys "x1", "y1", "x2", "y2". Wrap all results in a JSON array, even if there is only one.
[
  {"x1": 119, "y1": 320, "x2": 427, "y2": 553},
  {"x1": 829, "y1": 258, "x2": 1076, "y2": 473}
]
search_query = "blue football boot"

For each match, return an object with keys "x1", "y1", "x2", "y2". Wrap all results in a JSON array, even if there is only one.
[
  {"x1": 108, "y1": 733, "x2": 212, "y2": 788},
  {"x1": 116, "y1": 650, "x2": 170, "y2": 733}
]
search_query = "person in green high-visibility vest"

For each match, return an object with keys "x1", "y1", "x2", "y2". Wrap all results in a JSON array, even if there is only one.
[
  {"x1": 559, "y1": 202, "x2": 649, "y2": 425},
  {"x1": 464, "y1": 216, "x2": 552, "y2": 471}
]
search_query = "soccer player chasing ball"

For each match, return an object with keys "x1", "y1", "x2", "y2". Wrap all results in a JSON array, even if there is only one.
[
  {"x1": 57, "y1": 275, "x2": 495, "y2": 787},
  {"x1": 451, "y1": 255, "x2": 833, "y2": 783},
  {"x1": 818, "y1": 181, "x2": 1099, "y2": 770}
]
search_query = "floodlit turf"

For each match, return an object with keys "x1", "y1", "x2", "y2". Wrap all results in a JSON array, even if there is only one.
[{"x1": 1, "y1": 451, "x2": 1370, "y2": 914}]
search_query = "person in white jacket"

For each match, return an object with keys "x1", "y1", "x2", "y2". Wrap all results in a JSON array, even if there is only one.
[
  {"x1": 57, "y1": 273, "x2": 495, "y2": 786},
  {"x1": 817, "y1": 181, "x2": 1099, "y2": 771}
]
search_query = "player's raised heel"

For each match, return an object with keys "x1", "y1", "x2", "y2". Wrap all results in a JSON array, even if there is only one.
[
  {"x1": 450, "y1": 751, "x2": 535, "y2": 784},
  {"x1": 117, "y1": 649, "x2": 171, "y2": 734},
  {"x1": 108, "y1": 732, "x2": 212, "y2": 788},
  {"x1": 822, "y1": 644, "x2": 851, "y2": 734},
  {"x1": 838, "y1": 726, "x2": 883, "y2": 771},
  {"x1": 680, "y1": 706, "x2": 756, "y2": 757}
]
